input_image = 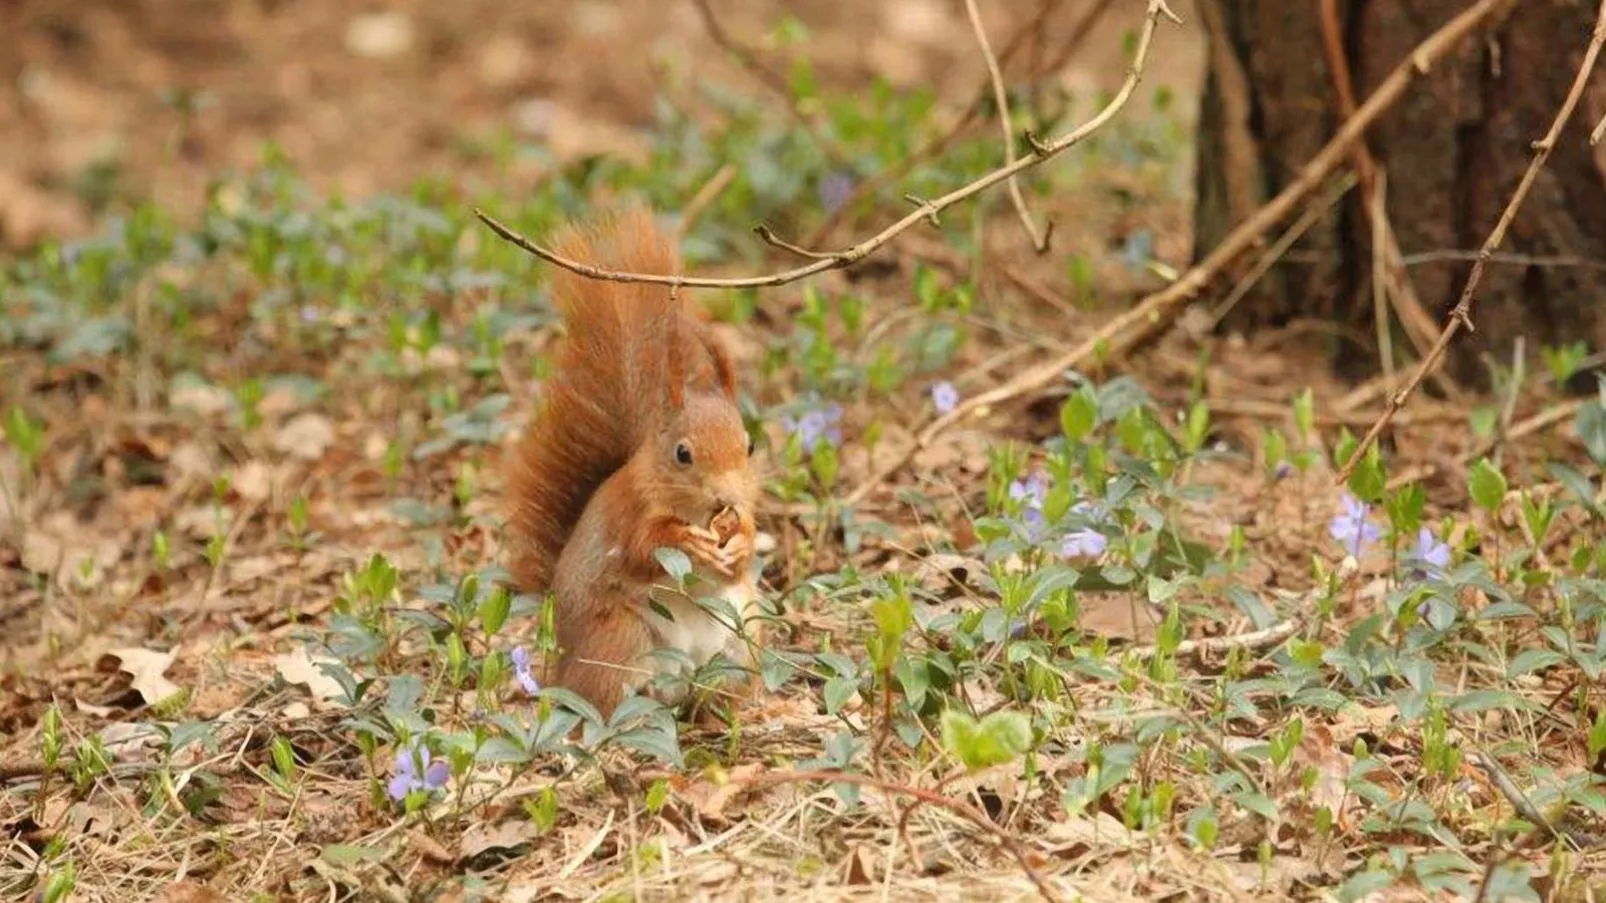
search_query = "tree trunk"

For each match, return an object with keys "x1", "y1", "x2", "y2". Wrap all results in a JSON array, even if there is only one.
[{"x1": 1194, "y1": 0, "x2": 1606, "y2": 386}]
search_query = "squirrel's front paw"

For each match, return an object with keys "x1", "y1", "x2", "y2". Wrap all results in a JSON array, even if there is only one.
[{"x1": 680, "y1": 525, "x2": 736, "y2": 578}]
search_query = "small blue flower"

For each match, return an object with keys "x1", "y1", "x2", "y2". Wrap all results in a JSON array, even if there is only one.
[
  {"x1": 930, "y1": 381, "x2": 959, "y2": 415},
  {"x1": 510, "y1": 646, "x2": 541, "y2": 695},
  {"x1": 1008, "y1": 471, "x2": 1049, "y2": 508},
  {"x1": 1409, "y1": 526, "x2": 1451, "y2": 581},
  {"x1": 818, "y1": 171, "x2": 856, "y2": 215},
  {"x1": 1007, "y1": 471, "x2": 1050, "y2": 542},
  {"x1": 1060, "y1": 529, "x2": 1107, "y2": 559},
  {"x1": 1070, "y1": 500, "x2": 1108, "y2": 524},
  {"x1": 387, "y1": 737, "x2": 450, "y2": 803},
  {"x1": 782, "y1": 402, "x2": 843, "y2": 456},
  {"x1": 1329, "y1": 492, "x2": 1380, "y2": 558}
]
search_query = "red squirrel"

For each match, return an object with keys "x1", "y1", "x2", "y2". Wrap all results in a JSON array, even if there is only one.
[{"x1": 505, "y1": 208, "x2": 761, "y2": 719}]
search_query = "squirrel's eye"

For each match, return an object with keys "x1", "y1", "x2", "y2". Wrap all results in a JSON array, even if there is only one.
[{"x1": 674, "y1": 441, "x2": 694, "y2": 466}]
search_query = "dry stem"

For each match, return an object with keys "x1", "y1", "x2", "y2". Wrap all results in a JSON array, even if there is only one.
[
  {"x1": 475, "y1": 1, "x2": 1180, "y2": 289},
  {"x1": 802, "y1": 0, "x2": 1110, "y2": 249},
  {"x1": 963, "y1": 0, "x2": 1052, "y2": 251},
  {"x1": 1337, "y1": 0, "x2": 1606, "y2": 483}
]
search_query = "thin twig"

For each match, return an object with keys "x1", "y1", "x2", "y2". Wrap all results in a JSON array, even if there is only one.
[
  {"x1": 1467, "y1": 749, "x2": 1597, "y2": 849},
  {"x1": 1399, "y1": 249, "x2": 1606, "y2": 271},
  {"x1": 1370, "y1": 170, "x2": 1394, "y2": 383},
  {"x1": 1204, "y1": 172, "x2": 1357, "y2": 329},
  {"x1": 677, "y1": 162, "x2": 738, "y2": 240},
  {"x1": 802, "y1": 0, "x2": 1109, "y2": 249},
  {"x1": 730, "y1": 767, "x2": 1065, "y2": 902},
  {"x1": 475, "y1": 1, "x2": 1179, "y2": 290},
  {"x1": 1591, "y1": 109, "x2": 1606, "y2": 145},
  {"x1": 1124, "y1": 619, "x2": 1299, "y2": 661},
  {"x1": 963, "y1": 0, "x2": 1052, "y2": 251},
  {"x1": 1337, "y1": 0, "x2": 1606, "y2": 483}
]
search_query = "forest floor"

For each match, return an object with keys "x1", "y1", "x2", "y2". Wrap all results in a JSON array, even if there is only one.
[{"x1": 4, "y1": 1, "x2": 1606, "y2": 902}]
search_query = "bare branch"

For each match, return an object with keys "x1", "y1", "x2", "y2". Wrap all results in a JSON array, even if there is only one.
[
  {"x1": 963, "y1": 0, "x2": 1052, "y2": 251},
  {"x1": 1337, "y1": 0, "x2": 1606, "y2": 484},
  {"x1": 803, "y1": 0, "x2": 1111, "y2": 249},
  {"x1": 476, "y1": 0, "x2": 1178, "y2": 290}
]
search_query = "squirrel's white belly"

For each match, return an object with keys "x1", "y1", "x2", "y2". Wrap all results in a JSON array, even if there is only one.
[{"x1": 644, "y1": 579, "x2": 755, "y2": 678}]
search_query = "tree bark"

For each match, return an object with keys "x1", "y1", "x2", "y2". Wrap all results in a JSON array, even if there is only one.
[{"x1": 1195, "y1": 0, "x2": 1606, "y2": 385}]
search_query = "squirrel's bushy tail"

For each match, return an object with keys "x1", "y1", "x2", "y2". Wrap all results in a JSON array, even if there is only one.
[{"x1": 506, "y1": 208, "x2": 693, "y2": 593}]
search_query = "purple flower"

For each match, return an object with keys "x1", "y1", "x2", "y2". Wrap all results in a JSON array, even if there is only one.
[
  {"x1": 1329, "y1": 492, "x2": 1380, "y2": 558},
  {"x1": 1071, "y1": 500, "x2": 1108, "y2": 524},
  {"x1": 930, "y1": 381, "x2": 959, "y2": 415},
  {"x1": 1409, "y1": 526, "x2": 1451, "y2": 581},
  {"x1": 1061, "y1": 529, "x2": 1107, "y2": 559},
  {"x1": 818, "y1": 171, "x2": 856, "y2": 215},
  {"x1": 510, "y1": 646, "x2": 541, "y2": 695},
  {"x1": 387, "y1": 737, "x2": 450, "y2": 803},
  {"x1": 782, "y1": 402, "x2": 843, "y2": 456},
  {"x1": 1272, "y1": 461, "x2": 1294, "y2": 481},
  {"x1": 1007, "y1": 471, "x2": 1051, "y2": 543},
  {"x1": 1008, "y1": 471, "x2": 1049, "y2": 508}
]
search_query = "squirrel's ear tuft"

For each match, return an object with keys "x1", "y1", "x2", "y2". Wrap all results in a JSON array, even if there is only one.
[{"x1": 703, "y1": 326, "x2": 740, "y2": 401}]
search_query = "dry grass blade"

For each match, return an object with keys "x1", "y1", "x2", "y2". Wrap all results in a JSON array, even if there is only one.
[
  {"x1": 730, "y1": 768, "x2": 1067, "y2": 902},
  {"x1": 1337, "y1": 0, "x2": 1606, "y2": 483}
]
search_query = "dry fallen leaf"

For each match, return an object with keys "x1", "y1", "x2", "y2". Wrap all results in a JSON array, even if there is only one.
[
  {"x1": 274, "y1": 646, "x2": 349, "y2": 702},
  {"x1": 274, "y1": 413, "x2": 335, "y2": 461},
  {"x1": 459, "y1": 819, "x2": 538, "y2": 860},
  {"x1": 231, "y1": 460, "x2": 274, "y2": 502},
  {"x1": 410, "y1": 829, "x2": 456, "y2": 865},
  {"x1": 154, "y1": 880, "x2": 226, "y2": 903},
  {"x1": 108, "y1": 647, "x2": 182, "y2": 706},
  {"x1": 170, "y1": 379, "x2": 233, "y2": 418}
]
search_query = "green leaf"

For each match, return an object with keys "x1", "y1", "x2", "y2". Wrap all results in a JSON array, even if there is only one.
[
  {"x1": 1060, "y1": 389, "x2": 1097, "y2": 443},
  {"x1": 1347, "y1": 444, "x2": 1385, "y2": 503},
  {"x1": 1450, "y1": 688, "x2": 1540, "y2": 714},
  {"x1": 608, "y1": 694, "x2": 668, "y2": 726},
  {"x1": 1578, "y1": 396, "x2": 1606, "y2": 466},
  {"x1": 1335, "y1": 868, "x2": 1395, "y2": 902},
  {"x1": 644, "y1": 778, "x2": 671, "y2": 814},
  {"x1": 1467, "y1": 458, "x2": 1507, "y2": 513},
  {"x1": 321, "y1": 844, "x2": 386, "y2": 865},
  {"x1": 539, "y1": 686, "x2": 604, "y2": 725},
  {"x1": 478, "y1": 586, "x2": 511, "y2": 636},
  {"x1": 1184, "y1": 399, "x2": 1210, "y2": 452},
  {"x1": 823, "y1": 676, "x2": 858, "y2": 715},
  {"x1": 1548, "y1": 461, "x2": 1600, "y2": 514},
  {"x1": 1292, "y1": 389, "x2": 1315, "y2": 441},
  {"x1": 1507, "y1": 649, "x2": 1565, "y2": 678},
  {"x1": 614, "y1": 725, "x2": 683, "y2": 766},
  {"x1": 653, "y1": 547, "x2": 692, "y2": 584},
  {"x1": 940, "y1": 709, "x2": 1032, "y2": 770},
  {"x1": 1386, "y1": 483, "x2": 1426, "y2": 533}
]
